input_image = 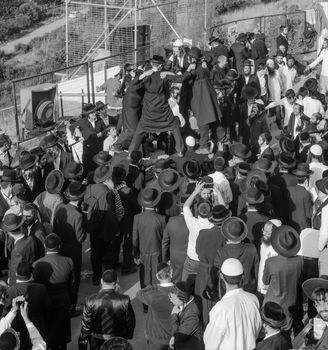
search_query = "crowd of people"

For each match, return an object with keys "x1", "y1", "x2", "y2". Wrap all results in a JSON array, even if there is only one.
[{"x1": 0, "y1": 24, "x2": 328, "y2": 350}]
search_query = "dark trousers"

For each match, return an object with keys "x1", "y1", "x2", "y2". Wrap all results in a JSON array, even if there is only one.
[
  {"x1": 146, "y1": 339, "x2": 169, "y2": 350},
  {"x1": 129, "y1": 123, "x2": 184, "y2": 154},
  {"x1": 199, "y1": 121, "x2": 222, "y2": 148},
  {"x1": 182, "y1": 256, "x2": 200, "y2": 293},
  {"x1": 303, "y1": 257, "x2": 319, "y2": 318}
]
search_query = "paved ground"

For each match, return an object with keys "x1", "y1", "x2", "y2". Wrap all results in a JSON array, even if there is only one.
[{"x1": 68, "y1": 240, "x2": 147, "y2": 350}]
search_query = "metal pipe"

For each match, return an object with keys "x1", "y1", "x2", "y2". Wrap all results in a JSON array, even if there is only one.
[
  {"x1": 150, "y1": 0, "x2": 181, "y2": 39},
  {"x1": 89, "y1": 61, "x2": 95, "y2": 105},
  {"x1": 12, "y1": 82, "x2": 20, "y2": 141},
  {"x1": 86, "y1": 62, "x2": 91, "y2": 103},
  {"x1": 134, "y1": 0, "x2": 138, "y2": 66},
  {"x1": 204, "y1": 0, "x2": 207, "y2": 49},
  {"x1": 104, "y1": 0, "x2": 108, "y2": 52},
  {"x1": 59, "y1": 92, "x2": 64, "y2": 118},
  {"x1": 70, "y1": 1, "x2": 132, "y2": 10},
  {"x1": 65, "y1": 0, "x2": 69, "y2": 68}
]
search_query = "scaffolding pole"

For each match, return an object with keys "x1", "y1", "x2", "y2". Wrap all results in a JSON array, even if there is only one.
[
  {"x1": 204, "y1": 0, "x2": 208, "y2": 49},
  {"x1": 104, "y1": 0, "x2": 107, "y2": 52},
  {"x1": 134, "y1": 0, "x2": 138, "y2": 66},
  {"x1": 65, "y1": 0, "x2": 69, "y2": 67}
]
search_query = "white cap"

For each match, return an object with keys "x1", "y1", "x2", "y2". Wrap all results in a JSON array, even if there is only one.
[
  {"x1": 294, "y1": 99, "x2": 304, "y2": 107},
  {"x1": 310, "y1": 144, "x2": 323, "y2": 157},
  {"x1": 185, "y1": 136, "x2": 196, "y2": 147},
  {"x1": 269, "y1": 219, "x2": 282, "y2": 228},
  {"x1": 173, "y1": 39, "x2": 183, "y2": 47},
  {"x1": 255, "y1": 99, "x2": 264, "y2": 105},
  {"x1": 112, "y1": 66, "x2": 121, "y2": 76},
  {"x1": 221, "y1": 258, "x2": 243, "y2": 276}
]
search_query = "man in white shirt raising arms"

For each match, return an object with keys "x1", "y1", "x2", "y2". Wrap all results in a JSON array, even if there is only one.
[{"x1": 204, "y1": 258, "x2": 261, "y2": 350}]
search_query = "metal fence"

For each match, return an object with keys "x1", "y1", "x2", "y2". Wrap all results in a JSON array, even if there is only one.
[
  {"x1": 209, "y1": 11, "x2": 316, "y2": 56},
  {"x1": 8, "y1": 45, "x2": 151, "y2": 142}
]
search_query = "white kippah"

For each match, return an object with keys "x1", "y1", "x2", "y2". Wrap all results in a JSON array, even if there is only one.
[
  {"x1": 185, "y1": 136, "x2": 196, "y2": 147},
  {"x1": 221, "y1": 258, "x2": 243, "y2": 276},
  {"x1": 173, "y1": 39, "x2": 183, "y2": 47},
  {"x1": 311, "y1": 144, "x2": 322, "y2": 157},
  {"x1": 294, "y1": 99, "x2": 304, "y2": 107},
  {"x1": 269, "y1": 219, "x2": 282, "y2": 228}
]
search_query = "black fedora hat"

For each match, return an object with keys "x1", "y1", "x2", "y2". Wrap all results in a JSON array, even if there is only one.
[
  {"x1": 1, "y1": 213, "x2": 25, "y2": 232},
  {"x1": 221, "y1": 217, "x2": 248, "y2": 242},
  {"x1": 236, "y1": 32, "x2": 247, "y2": 41},
  {"x1": 130, "y1": 150, "x2": 142, "y2": 164},
  {"x1": 63, "y1": 161, "x2": 84, "y2": 180},
  {"x1": 64, "y1": 180, "x2": 86, "y2": 201},
  {"x1": 112, "y1": 161, "x2": 129, "y2": 184},
  {"x1": 19, "y1": 152, "x2": 38, "y2": 171},
  {"x1": 302, "y1": 276, "x2": 328, "y2": 301},
  {"x1": 209, "y1": 205, "x2": 231, "y2": 224},
  {"x1": 182, "y1": 159, "x2": 201, "y2": 180},
  {"x1": 213, "y1": 79, "x2": 231, "y2": 90},
  {"x1": 189, "y1": 47, "x2": 202, "y2": 60},
  {"x1": 230, "y1": 143, "x2": 251, "y2": 159},
  {"x1": 242, "y1": 85, "x2": 258, "y2": 99},
  {"x1": 242, "y1": 187, "x2": 264, "y2": 204},
  {"x1": 94, "y1": 164, "x2": 113, "y2": 183},
  {"x1": 1, "y1": 169, "x2": 16, "y2": 183},
  {"x1": 45, "y1": 170, "x2": 64, "y2": 194},
  {"x1": 271, "y1": 225, "x2": 300, "y2": 257},
  {"x1": 246, "y1": 169, "x2": 267, "y2": 189},
  {"x1": 291, "y1": 162, "x2": 313, "y2": 177},
  {"x1": 226, "y1": 69, "x2": 240, "y2": 81},
  {"x1": 208, "y1": 35, "x2": 222, "y2": 45},
  {"x1": 253, "y1": 158, "x2": 276, "y2": 174},
  {"x1": 93, "y1": 151, "x2": 112, "y2": 166},
  {"x1": 236, "y1": 162, "x2": 251, "y2": 175},
  {"x1": 83, "y1": 101, "x2": 108, "y2": 115},
  {"x1": 316, "y1": 177, "x2": 328, "y2": 195},
  {"x1": 138, "y1": 187, "x2": 161, "y2": 208},
  {"x1": 39, "y1": 133, "x2": 59, "y2": 150},
  {"x1": 279, "y1": 137, "x2": 295, "y2": 153},
  {"x1": 278, "y1": 152, "x2": 296, "y2": 169},
  {"x1": 150, "y1": 55, "x2": 165, "y2": 64},
  {"x1": 100, "y1": 337, "x2": 133, "y2": 350},
  {"x1": 243, "y1": 59, "x2": 252, "y2": 67},
  {"x1": 261, "y1": 302, "x2": 287, "y2": 329},
  {"x1": 158, "y1": 168, "x2": 180, "y2": 191}
]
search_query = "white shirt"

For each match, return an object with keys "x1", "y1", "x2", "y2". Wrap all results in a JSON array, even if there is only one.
[
  {"x1": 280, "y1": 65, "x2": 297, "y2": 94},
  {"x1": 293, "y1": 114, "x2": 301, "y2": 138},
  {"x1": 209, "y1": 171, "x2": 232, "y2": 205},
  {"x1": 267, "y1": 97, "x2": 294, "y2": 127},
  {"x1": 257, "y1": 71, "x2": 267, "y2": 96},
  {"x1": 267, "y1": 71, "x2": 282, "y2": 102},
  {"x1": 309, "y1": 162, "x2": 328, "y2": 190},
  {"x1": 303, "y1": 96, "x2": 324, "y2": 118},
  {"x1": 309, "y1": 48, "x2": 328, "y2": 77},
  {"x1": 103, "y1": 135, "x2": 118, "y2": 153},
  {"x1": 183, "y1": 206, "x2": 213, "y2": 261},
  {"x1": 318, "y1": 195, "x2": 328, "y2": 252},
  {"x1": 204, "y1": 288, "x2": 262, "y2": 350},
  {"x1": 298, "y1": 228, "x2": 320, "y2": 258},
  {"x1": 258, "y1": 243, "x2": 278, "y2": 294}
]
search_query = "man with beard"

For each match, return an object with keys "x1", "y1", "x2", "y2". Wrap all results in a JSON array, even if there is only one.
[
  {"x1": 266, "y1": 58, "x2": 283, "y2": 128},
  {"x1": 302, "y1": 277, "x2": 328, "y2": 349},
  {"x1": 257, "y1": 220, "x2": 281, "y2": 298},
  {"x1": 237, "y1": 60, "x2": 260, "y2": 102},
  {"x1": 280, "y1": 54, "x2": 297, "y2": 95}
]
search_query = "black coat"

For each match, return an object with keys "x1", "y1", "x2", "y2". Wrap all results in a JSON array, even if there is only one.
[
  {"x1": 251, "y1": 39, "x2": 268, "y2": 68},
  {"x1": 0, "y1": 191, "x2": 10, "y2": 222},
  {"x1": 33, "y1": 253, "x2": 74, "y2": 347},
  {"x1": 171, "y1": 299, "x2": 204, "y2": 350},
  {"x1": 255, "y1": 332, "x2": 292, "y2": 350},
  {"x1": 276, "y1": 34, "x2": 289, "y2": 52},
  {"x1": 229, "y1": 42, "x2": 250, "y2": 74},
  {"x1": 211, "y1": 44, "x2": 229, "y2": 59},
  {"x1": 78, "y1": 289, "x2": 136, "y2": 350},
  {"x1": 162, "y1": 214, "x2": 189, "y2": 283},
  {"x1": 237, "y1": 74, "x2": 261, "y2": 101},
  {"x1": 4, "y1": 281, "x2": 52, "y2": 347}
]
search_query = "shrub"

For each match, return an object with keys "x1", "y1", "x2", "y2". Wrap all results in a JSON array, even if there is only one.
[
  {"x1": 14, "y1": 43, "x2": 31, "y2": 53},
  {"x1": 15, "y1": 14, "x2": 31, "y2": 29},
  {"x1": 215, "y1": 0, "x2": 248, "y2": 15}
]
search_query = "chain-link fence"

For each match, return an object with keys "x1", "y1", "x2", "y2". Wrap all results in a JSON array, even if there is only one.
[
  {"x1": 67, "y1": 0, "x2": 178, "y2": 69},
  {"x1": 209, "y1": 10, "x2": 316, "y2": 56}
]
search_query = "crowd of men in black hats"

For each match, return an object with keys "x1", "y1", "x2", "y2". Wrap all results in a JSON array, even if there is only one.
[{"x1": 1, "y1": 24, "x2": 328, "y2": 350}]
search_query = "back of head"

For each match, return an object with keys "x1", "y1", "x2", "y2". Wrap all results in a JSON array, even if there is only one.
[
  {"x1": 102, "y1": 269, "x2": 117, "y2": 284},
  {"x1": 45, "y1": 233, "x2": 62, "y2": 251},
  {"x1": 16, "y1": 261, "x2": 33, "y2": 280},
  {"x1": 0, "y1": 330, "x2": 18, "y2": 350}
]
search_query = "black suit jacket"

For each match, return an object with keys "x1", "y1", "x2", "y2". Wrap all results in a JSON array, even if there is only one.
[
  {"x1": 229, "y1": 42, "x2": 250, "y2": 74},
  {"x1": 78, "y1": 289, "x2": 136, "y2": 350},
  {"x1": 276, "y1": 34, "x2": 289, "y2": 52},
  {"x1": 211, "y1": 44, "x2": 229, "y2": 59},
  {"x1": 0, "y1": 191, "x2": 9, "y2": 222},
  {"x1": 238, "y1": 74, "x2": 261, "y2": 101},
  {"x1": 251, "y1": 39, "x2": 268, "y2": 61},
  {"x1": 255, "y1": 332, "x2": 292, "y2": 350}
]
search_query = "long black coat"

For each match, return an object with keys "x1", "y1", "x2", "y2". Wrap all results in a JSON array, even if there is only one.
[
  {"x1": 251, "y1": 38, "x2": 268, "y2": 69},
  {"x1": 162, "y1": 214, "x2": 189, "y2": 283},
  {"x1": 138, "y1": 70, "x2": 191, "y2": 132},
  {"x1": 33, "y1": 253, "x2": 74, "y2": 347},
  {"x1": 229, "y1": 42, "x2": 250, "y2": 74},
  {"x1": 190, "y1": 65, "x2": 222, "y2": 127},
  {"x1": 195, "y1": 225, "x2": 225, "y2": 325}
]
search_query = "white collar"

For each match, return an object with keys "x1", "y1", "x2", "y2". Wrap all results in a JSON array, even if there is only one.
[
  {"x1": 160, "y1": 282, "x2": 174, "y2": 287},
  {"x1": 16, "y1": 277, "x2": 33, "y2": 283},
  {"x1": 264, "y1": 330, "x2": 280, "y2": 340},
  {"x1": 222, "y1": 288, "x2": 242, "y2": 299},
  {"x1": 46, "y1": 251, "x2": 58, "y2": 255},
  {"x1": 14, "y1": 235, "x2": 25, "y2": 244}
]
